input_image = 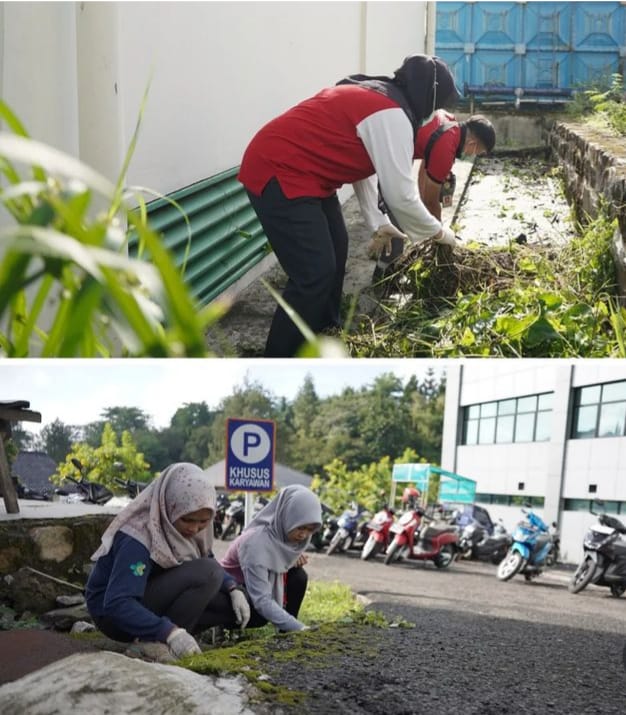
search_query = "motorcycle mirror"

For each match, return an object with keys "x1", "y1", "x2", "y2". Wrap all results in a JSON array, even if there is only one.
[
  {"x1": 71, "y1": 458, "x2": 83, "y2": 471},
  {"x1": 113, "y1": 461, "x2": 125, "y2": 472}
]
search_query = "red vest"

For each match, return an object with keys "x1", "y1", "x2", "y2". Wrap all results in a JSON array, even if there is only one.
[{"x1": 239, "y1": 84, "x2": 403, "y2": 199}]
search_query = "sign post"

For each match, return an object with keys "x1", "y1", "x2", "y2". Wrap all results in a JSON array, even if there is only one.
[{"x1": 225, "y1": 418, "x2": 275, "y2": 526}]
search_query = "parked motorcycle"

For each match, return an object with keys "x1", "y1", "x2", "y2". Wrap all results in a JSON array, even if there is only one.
[
  {"x1": 113, "y1": 476, "x2": 148, "y2": 499},
  {"x1": 212, "y1": 492, "x2": 230, "y2": 538},
  {"x1": 568, "y1": 504, "x2": 626, "y2": 597},
  {"x1": 12, "y1": 477, "x2": 52, "y2": 501},
  {"x1": 326, "y1": 503, "x2": 368, "y2": 555},
  {"x1": 219, "y1": 494, "x2": 268, "y2": 540},
  {"x1": 220, "y1": 497, "x2": 245, "y2": 540},
  {"x1": 57, "y1": 458, "x2": 114, "y2": 505},
  {"x1": 310, "y1": 503, "x2": 335, "y2": 551},
  {"x1": 497, "y1": 507, "x2": 558, "y2": 582},
  {"x1": 361, "y1": 506, "x2": 395, "y2": 560},
  {"x1": 384, "y1": 509, "x2": 459, "y2": 569},
  {"x1": 458, "y1": 518, "x2": 512, "y2": 565}
]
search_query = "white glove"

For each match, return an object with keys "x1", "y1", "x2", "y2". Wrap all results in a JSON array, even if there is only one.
[
  {"x1": 166, "y1": 627, "x2": 201, "y2": 658},
  {"x1": 368, "y1": 223, "x2": 408, "y2": 257},
  {"x1": 433, "y1": 227, "x2": 458, "y2": 247},
  {"x1": 229, "y1": 588, "x2": 251, "y2": 629}
]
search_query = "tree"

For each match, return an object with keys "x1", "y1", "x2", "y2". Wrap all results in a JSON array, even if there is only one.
[
  {"x1": 34, "y1": 419, "x2": 79, "y2": 464},
  {"x1": 81, "y1": 421, "x2": 106, "y2": 447},
  {"x1": 100, "y1": 407, "x2": 151, "y2": 434},
  {"x1": 8, "y1": 424, "x2": 34, "y2": 452},
  {"x1": 165, "y1": 402, "x2": 216, "y2": 465},
  {"x1": 310, "y1": 456, "x2": 395, "y2": 514},
  {"x1": 53, "y1": 423, "x2": 151, "y2": 490},
  {"x1": 133, "y1": 429, "x2": 172, "y2": 472},
  {"x1": 182, "y1": 425, "x2": 213, "y2": 466}
]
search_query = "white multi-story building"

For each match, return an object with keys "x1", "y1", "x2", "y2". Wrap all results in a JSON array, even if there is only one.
[{"x1": 441, "y1": 361, "x2": 626, "y2": 564}]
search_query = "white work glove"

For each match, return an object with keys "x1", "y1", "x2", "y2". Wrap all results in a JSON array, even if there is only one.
[
  {"x1": 229, "y1": 588, "x2": 251, "y2": 629},
  {"x1": 433, "y1": 227, "x2": 458, "y2": 247},
  {"x1": 368, "y1": 223, "x2": 408, "y2": 258},
  {"x1": 166, "y1": 627, "x2": 202, "y2": 658}
]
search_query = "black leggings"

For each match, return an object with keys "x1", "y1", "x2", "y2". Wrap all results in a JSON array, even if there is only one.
[
  {"x1": 93, "y1": 558, "x2": 225, "y2": 642},
  {"x1": 199, "y1": 566, "x2": 309, "y2": 630},
  {"x1": 247, "y1": 179, "x2": 349, "y2": 357}
]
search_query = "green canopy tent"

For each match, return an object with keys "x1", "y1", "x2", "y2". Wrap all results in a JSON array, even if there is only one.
[{"x1": 390, "y1": 463, "x2": 476, "y2": 508}]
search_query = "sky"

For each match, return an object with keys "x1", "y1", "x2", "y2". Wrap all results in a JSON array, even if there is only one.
[{"x1": 1, "y1": 359, "x2": 446, "y2": 435}]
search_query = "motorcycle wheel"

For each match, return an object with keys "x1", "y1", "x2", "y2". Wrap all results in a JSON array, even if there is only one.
[
  {"x1": 433, "y1": 544, "x2": 455, "y2": 569},
  {"x1": 568, "y1": 555, "x2": 596, "y2": 594},
  {"x1": 610, "y1": 584, "x2": 626, "y2": 598},
  {"x1": 497, "y1": 551, "x2": 524, "y2": 581},
  {"x1": 383, "y1": 539, "x2": 402, "y2": 565},
  {"x1": 361, "y1": 536, "x2": 381, "y2": 561},
  {"x1": 326, "y1": 530, "x2": 344, "y2": 556}
]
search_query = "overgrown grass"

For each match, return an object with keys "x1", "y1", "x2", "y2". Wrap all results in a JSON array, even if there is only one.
[
  {"x1": 345, "y1": 210, "x2": 624, "y2": 357},
  {"x1": 0, "y1": 95, "x2": 225, "y2": 357},
  {"x1": 567, "y1": 73, "x2": 626, "y2": 137}
]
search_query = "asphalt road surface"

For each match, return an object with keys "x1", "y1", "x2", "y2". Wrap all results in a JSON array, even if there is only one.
[{"x1": 213, "y1": 540, "x2": 626, "y2": 714}]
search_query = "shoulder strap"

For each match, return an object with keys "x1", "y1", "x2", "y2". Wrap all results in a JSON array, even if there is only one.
[
  {"x1": 337, "y1": 76, "x2": 418, "y2": 138},
  {"x1": 423, "y1": 120, "x2": 458, "y2": 165}
]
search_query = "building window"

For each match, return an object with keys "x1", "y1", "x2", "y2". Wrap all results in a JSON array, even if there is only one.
[
  {"x1": 571, "y1": 380, "x2": 626, "y2": 439},
  {"x1": 475, "y1": 493, "x2": 545, "y2": 508},
  {"x1": 563, "y1": 499, "x2": 623, "y2": 514},
  {"x1": 462, "y1": 392, "x2": 553, "y2": 445}
]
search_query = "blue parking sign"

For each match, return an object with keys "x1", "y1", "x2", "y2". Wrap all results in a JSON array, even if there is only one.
[{"x1": 225, "y1": 418, "x2": 275, "y2": 491}]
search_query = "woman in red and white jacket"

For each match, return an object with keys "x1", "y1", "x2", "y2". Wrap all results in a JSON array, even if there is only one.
[{"x1": 238, "y1": 54, "x2": 460, "y2": 357}]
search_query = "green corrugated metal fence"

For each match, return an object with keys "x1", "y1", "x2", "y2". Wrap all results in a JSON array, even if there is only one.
[{"x1": 128, "y1": 167, "x2": 269, "y2": 305}]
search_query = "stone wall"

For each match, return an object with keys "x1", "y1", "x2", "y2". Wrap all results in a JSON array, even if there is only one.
[
  {"x1": 548, "y1": 121, "x2": 626, "y2": 301},
  {"x1": 0, "y1": 515, "x2": 113, "y2": 615}
]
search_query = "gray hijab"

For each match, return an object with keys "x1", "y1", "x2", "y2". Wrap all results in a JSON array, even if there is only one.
[
  {"x1": 239, "y1": 485, "x2": 322, "y2": 572},
  {"x1": 91, "y1": 462, "x2": 216, "y2": 568}
]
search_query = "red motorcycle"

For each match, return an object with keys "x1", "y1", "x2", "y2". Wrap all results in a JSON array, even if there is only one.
[
  {"x1": 361, "y1": 506, "x2": 395, "y2": 560},
  {"x1": 384, "y1": 509, "x2": 459, "y2": 569}
]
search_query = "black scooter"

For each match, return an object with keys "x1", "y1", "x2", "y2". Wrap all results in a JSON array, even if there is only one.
[
  {"x1": 458, "y1": 518, "x2": 512, "y2": 565},
  {"x1": 56, "y1": 458, "x2": 114, "y2": 505},
  {"x1": 213, "y1": 493, "x2": 230, "y2": 538},
  {"x1": 569, "y1": 502, "x2": 626, "y2": 597},
  {"x1": 310, "y1": 503, "x2": 335, "y2": 551},
  {"x1": 113, "y1": 476, "x2": 148, "y2": 499}
]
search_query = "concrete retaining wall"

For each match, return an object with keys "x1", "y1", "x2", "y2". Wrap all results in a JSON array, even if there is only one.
[
  {"x1": 548, "y1": 120, "x2": 626, "y2": 302},
  {"x1": 0, "y1": 515, "x2": 112, "y2": 582}
]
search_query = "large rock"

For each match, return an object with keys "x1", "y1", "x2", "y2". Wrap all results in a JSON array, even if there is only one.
[{"x1": 0, "y1": 651, "x2": 259, "y2": 714}]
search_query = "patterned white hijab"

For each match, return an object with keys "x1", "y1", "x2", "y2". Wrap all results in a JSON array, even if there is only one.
[{"x1": 91, "y1": 463, "x2": 216, "y2": 568}]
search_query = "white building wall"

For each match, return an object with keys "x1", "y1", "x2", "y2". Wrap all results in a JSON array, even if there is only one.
[
  {"x1": 2, "y1": 1, "x2": 428, "y2": 195},
  {"x1": 0, "y1": 1, "x2": 79, "y2": 154},
  {"x1": 443, "y1": 361, "x2": 626, "y2": 565},
  {"x1": 455, "y1": 443, "x2": 552, "y2": 496}
]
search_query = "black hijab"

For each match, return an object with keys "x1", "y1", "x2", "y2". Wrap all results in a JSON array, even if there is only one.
[{"x1": 337, "y1": 54, "x2": 460, "y2": 136}]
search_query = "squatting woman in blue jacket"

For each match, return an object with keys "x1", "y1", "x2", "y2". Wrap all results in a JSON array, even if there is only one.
[{"x1": 85, "y1": 463, "x2": 250, "y2": 659}]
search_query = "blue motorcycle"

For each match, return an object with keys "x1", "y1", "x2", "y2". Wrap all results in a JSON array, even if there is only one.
[
  {"x1": 326, "y1": 502, "x2": 368, "y2": 555},
  {"x1": 497, "y1": 507, "x2": 559, "y2": 582}
]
